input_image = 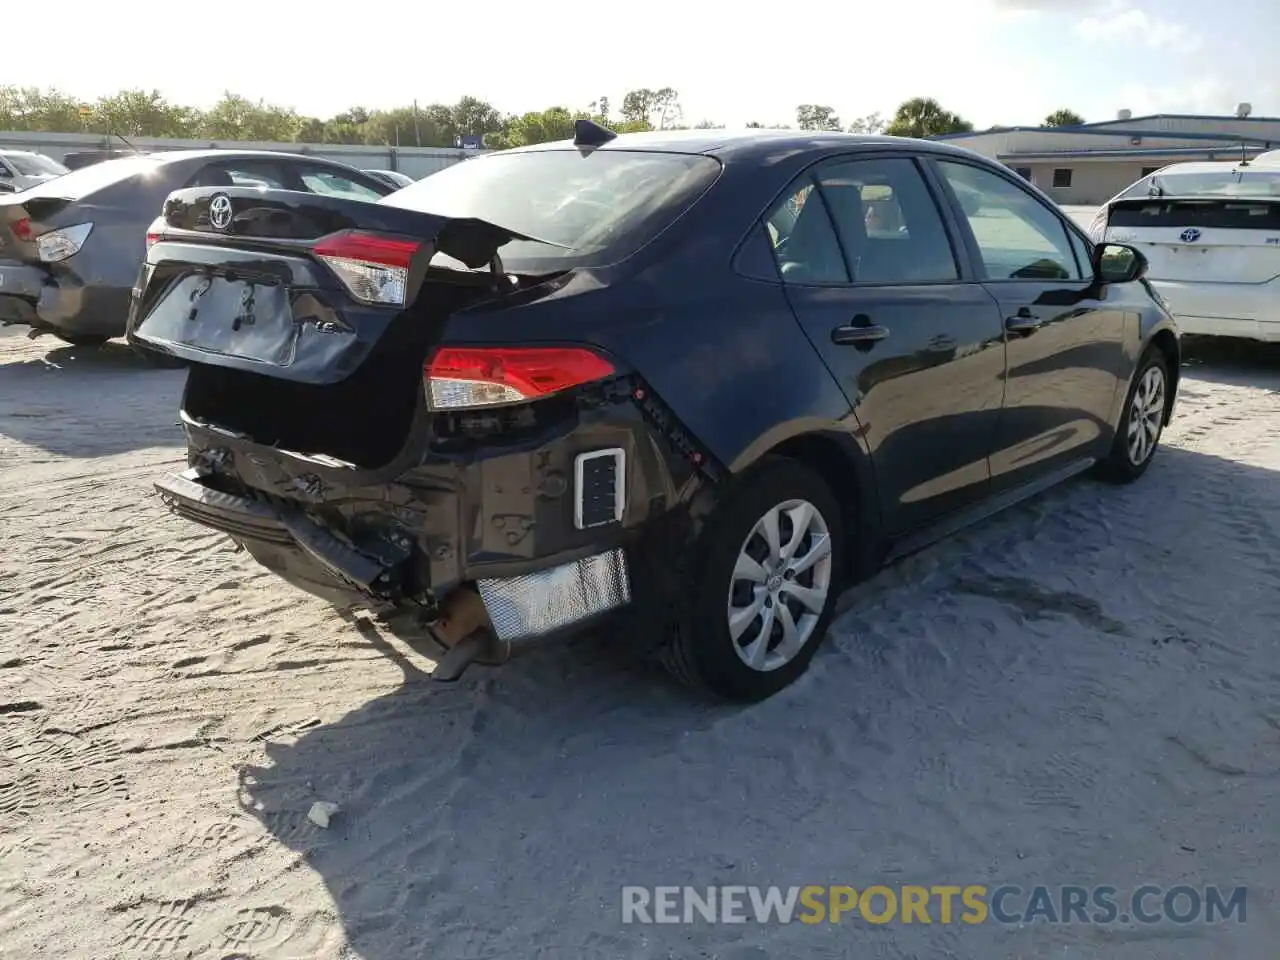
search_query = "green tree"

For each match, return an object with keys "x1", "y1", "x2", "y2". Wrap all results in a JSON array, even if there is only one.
[
  {"x1": 1043, "y1": 108, "x2": 1084, "y2": 127},
  {"x1": 795, "y1": 104, "x2": 841, "y2": 131},
  {"x1": 451, "y1": 95, "x2": 504, "y2": 142},
  {"x1": 93, "y1": 89, "x2": 198, "y2": 138},
  {"x1": 587, "y1": 96, "x2": 611, "y2": 121},
  {"x1": 0, "y1": 86, "x2": 84, "y2": 132},
  {"x1": 847, "y1": 111, "x2": 886, "y2": 134},
  {"x1": 620, "y1": 87, "x2": 681, "y2": 129},
  {"x1": 199, "y1": 93, "x2": 301, "y2": 141},
  {"x1": 884, "y1": 97, "x2": 974, "y2": 138},
  {"x1": 500, "y1": 106, "x2": 578, "y2": 147},
  {"x1": 320, "y1": 107, "x2": 372, "y2": 144}
]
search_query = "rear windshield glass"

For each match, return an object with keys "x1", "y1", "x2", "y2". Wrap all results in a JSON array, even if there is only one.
[
  {"x1": 1109, "y1": 199, "x2": 1280, "y2": 231},
  {"x1": 5, "y1": 153, "x2": 68, "y2": 177},
  {"x1": 382, "y1": 149, "x2": 721, "y2": 271},
  {"x1": 15, "y1": 155, "x2": 165, "y2": 200},
  {"x1": 1119, "y1": 169, "x2": 1280, "y2": 200}
]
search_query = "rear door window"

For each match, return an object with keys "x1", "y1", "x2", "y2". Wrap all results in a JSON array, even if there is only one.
[
  {"x1": 936, "y1": 160, "x2": 1084, "y2": 281},
  {"x1": 815, "y1": 158, "x2": 959, "y2": 283},
  {"x1": 188, "y1": 160, "x2": 289, "y2": 189},
  {"x1": 294, "y1": 166, "x2": 386, "y2": 201}
]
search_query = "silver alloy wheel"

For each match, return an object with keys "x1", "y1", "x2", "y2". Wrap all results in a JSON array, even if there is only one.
[
  {"x1": 1126, "y1": 364, "x2": 1166, "y2": 466},
  {"x1": 726, "y1": 498, "x2": 834, "y2": 672}
]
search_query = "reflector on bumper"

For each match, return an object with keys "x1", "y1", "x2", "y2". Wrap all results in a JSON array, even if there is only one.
[{"x1": 476, "y1": 548, "x2": 631, "y2": 641}]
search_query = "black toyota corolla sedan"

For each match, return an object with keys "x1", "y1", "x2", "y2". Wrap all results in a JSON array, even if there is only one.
[
  {"x1": 0, "y1": 150, "x2": 395, "y2": 346},
  {"x1": 130, "y1": 122, "x2": 1179, "y2": 701}
]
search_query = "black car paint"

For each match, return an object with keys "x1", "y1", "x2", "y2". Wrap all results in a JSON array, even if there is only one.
[
  {"x1": 139, "y1": 132, "x2": 1177, "y2": 642},
  {"x1": 0, "y1": 151, "x2": 395, "y2": 340}
]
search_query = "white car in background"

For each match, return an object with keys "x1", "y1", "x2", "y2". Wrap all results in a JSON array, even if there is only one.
[
  {"x1": 0, "y1": 150, "x2": 69, "y2": 193},
  {"x1": 1089, "y1": 156, "x2": 1280, "y2": 342}
]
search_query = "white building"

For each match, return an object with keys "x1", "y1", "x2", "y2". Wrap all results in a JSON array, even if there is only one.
[{"x1": 935, "y1": 108, "x2": 1280, "y2": 205}]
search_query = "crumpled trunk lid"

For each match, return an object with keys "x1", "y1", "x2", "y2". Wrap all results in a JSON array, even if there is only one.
[{"x1": 130, "y1": 186, "x2": 549, "y2": 384}]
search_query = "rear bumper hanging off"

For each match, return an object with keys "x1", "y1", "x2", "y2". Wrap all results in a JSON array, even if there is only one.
[{"x1": 154, "y1": 468, "x2": 635, "y2": 645}]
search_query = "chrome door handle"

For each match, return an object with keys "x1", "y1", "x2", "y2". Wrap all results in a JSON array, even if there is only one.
[{"x1": 832, "y1": 324, "x2": 890, "y2": 345}]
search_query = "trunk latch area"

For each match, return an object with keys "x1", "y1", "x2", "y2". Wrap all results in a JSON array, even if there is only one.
[{"x1": 232, "y1": 286, "x2": 256, "y2": 331}]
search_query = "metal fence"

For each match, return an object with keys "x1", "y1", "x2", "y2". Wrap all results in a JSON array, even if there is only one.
[{"x1": 0, "y1": 130, "x2": 477, "y2": 179}]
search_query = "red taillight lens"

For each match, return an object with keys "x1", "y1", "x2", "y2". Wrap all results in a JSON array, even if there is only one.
[
  {"x1": 313, "y1": 230, "x2": 421, "y2": 305},
  {"x1": 425, "y1": 346, "x2": 616, "y2": 410},
  {"x1": 145, "y1": 216, "x2": 165, "y2": 251},
  {"x1": 314, "y1": 230, "x2": 420, "y2": 267},
  {"x1": 11, "y1": 217, "x2": 33, "y2": 242}
]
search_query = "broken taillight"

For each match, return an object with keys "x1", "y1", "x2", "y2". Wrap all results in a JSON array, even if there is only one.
[
  {"x1": 145, "y1": 216, "x2": 164, "y2": 250},
  {"x1": 313, "y1": 229, "x2": 421, "y2": 306},
  {"x1": 36, "y1": 222, "x2": 93, "y2": 263},
  {"x1": 425, "y1": 346, "x2": 616, "y2": 410}
]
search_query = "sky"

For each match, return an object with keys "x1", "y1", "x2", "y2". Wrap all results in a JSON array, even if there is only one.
[{"x1": 3, "y1": 0, "x2": 1276, "y2": 129}]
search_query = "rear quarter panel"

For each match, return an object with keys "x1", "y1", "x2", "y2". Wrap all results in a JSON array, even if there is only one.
[
  {"x1": 1109, "y1": 282, "x2": 1180, "y2": 427},
  {"x1": 438, "y1": 151, "x2": 862, "y2": 485}
]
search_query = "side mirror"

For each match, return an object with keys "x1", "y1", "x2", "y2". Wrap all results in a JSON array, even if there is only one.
[
  {"x1": 0, "y1": 182, "x2": 16, "y2": 194},
  {"x1": 1094, "y1": 242, "x2": 1147, "y2": 283}
]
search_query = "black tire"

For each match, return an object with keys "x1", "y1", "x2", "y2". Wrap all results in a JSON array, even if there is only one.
[
  {"x1": 1095, "y1": 346, "x2": 1170, "y2": 484},
  {"x1": 53, "y1": 332, "x2": 110, "y2": 347},
  {"x1": 659, "y1": 457, "x2": 846, "y2": 701}
]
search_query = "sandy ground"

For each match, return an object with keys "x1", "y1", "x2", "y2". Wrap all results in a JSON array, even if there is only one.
[{"x1": 2, "y1": 323, "x2": 1279, "y2": 960}]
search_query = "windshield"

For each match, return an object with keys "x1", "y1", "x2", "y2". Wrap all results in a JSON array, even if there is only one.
[
  {"x1": 1120, "y1": 169, "x2": 1280, "y2": 200},
  {"x1": 5, "y1": 153, "x2": 68, "y2": 177},
  {"x1": 16, "y1": 155, "x2": 165, "y2": 200},
  {"x1": 382, "y1": 149, "x2": 721, "y2": 270}
]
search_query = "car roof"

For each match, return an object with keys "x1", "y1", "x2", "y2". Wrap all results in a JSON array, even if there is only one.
[
  {"x1": 144, "y1": 148, "x2": 344, "y2": 165},
  {"x1": 509, "y1": 129, "x2": 981, "y2": 163},
  {"x1": 1147, "y1": 160, "x2": 1269, "y2": 176}
]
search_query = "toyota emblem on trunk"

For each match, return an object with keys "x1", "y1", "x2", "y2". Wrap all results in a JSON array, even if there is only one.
[
  {"x1": 1180, "y1": 227, "x2": 1201, "y2": 243},
  {"x1": 208, "y1": 194, "x2": 234, "y2": 231}
]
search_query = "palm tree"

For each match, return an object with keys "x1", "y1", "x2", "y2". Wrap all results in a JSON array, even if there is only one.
[{"x1": 885, "y1": 98, "x2": 974, "y2": 138}]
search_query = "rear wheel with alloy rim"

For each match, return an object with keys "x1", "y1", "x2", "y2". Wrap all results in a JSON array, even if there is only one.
[
  {"x1": 1097, "y1": 346, "x2": 1169, "y2": 483},
  {"x1": 661, "y1": 458, "x2": 846, "y2": 701},
  {"x1": 728, "y1": 498, "x2": 834, "y2": 673}
]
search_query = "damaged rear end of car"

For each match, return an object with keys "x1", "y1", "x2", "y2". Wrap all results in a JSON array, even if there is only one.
[{"x1": 133, "y1": 183, "x2": 709, "y2": 677}]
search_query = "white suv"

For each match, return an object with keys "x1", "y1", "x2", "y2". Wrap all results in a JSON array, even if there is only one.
[{"x1": 1090, "y1": 158, "x2": 1280, "y2": 342}]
